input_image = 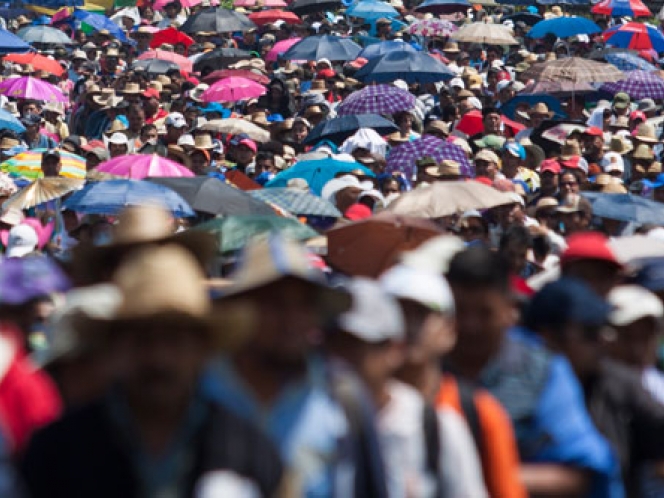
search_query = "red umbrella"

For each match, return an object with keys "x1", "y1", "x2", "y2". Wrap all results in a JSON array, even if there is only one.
[
  {"x1": 202, "y1": 68, "x2": 270, "y2": 85},
  {"x1": 137, "y1": 49, "x2": 193, "y2": 72},
  {"x1": 149, "y1": 27, "x2": 194, "y2": 49},
  {"x1": 591, "y1": 0, "x2": 651, "y2": 18},
  {"x1": 248, "y1": 10, "x2": 302, "y2": 27},
  {"x1": 454, "y1": 110, "x2": 525, "y2": 137},
  {"x1": 3, "y1": 53, "x2": 64, "y2": 77}
]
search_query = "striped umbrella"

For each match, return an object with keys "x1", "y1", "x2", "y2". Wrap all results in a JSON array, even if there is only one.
[
  {"x1": 604, "y1": 22, "x2": 664, "y2": 52},
  {"x1": 592, "y1": 0, "x2": 651, "y2": 18},
  {"x1": 1, "y1": 149, "x2": 86, "y2": 179}
]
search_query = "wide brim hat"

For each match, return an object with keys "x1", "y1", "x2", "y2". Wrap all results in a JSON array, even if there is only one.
[{"x1": 121, "y1": 82, "x2": 142, "y2": 95}]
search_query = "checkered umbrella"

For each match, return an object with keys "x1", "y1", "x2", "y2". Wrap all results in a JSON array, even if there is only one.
[
  {"x1": 336, "y1": 84, "x2": 416, "y2": 116},
  {"x1": 600, "y1": 70, "x2": 664, "y2": 100},
  {"x1": 521, "y1": 57, "x2": 624, "y2": 83},
  {"x1": 408, "y1": 19, "x2": 458, "y2": 37},
  {"x1": 605, "y1": 52, "x2": 656, "y2": 71},
  {"x1": 385, "y1": 136, "x2": 473, "y2": 178},
  {"x1": 250, "y1": 188, "x2": 341, "y2": 217}
]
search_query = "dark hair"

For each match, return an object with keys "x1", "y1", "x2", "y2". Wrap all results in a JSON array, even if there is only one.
[
  {"x1": 499, "y1": 225, "x2": 532, "y2": 252},
  {"x1": 446, "y1": 246, "x2": 510, "y2": 293},
  {"x1": 140, "y1": 123, "x2": 157, "y2": 135},
  {"x1": 255, "y1": 151, "x2": 275, "y2": 163},
  {"x1": 482, "y1": 107, "x2": 500, "y2": 118}
]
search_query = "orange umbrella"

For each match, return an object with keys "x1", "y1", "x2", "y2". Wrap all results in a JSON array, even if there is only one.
[
  {"x1": 137, "y1": 49, "x2": 193, "y2": 72},
  {"x1": 3, "y1": 53, "x2": 64, "y2": 77}
]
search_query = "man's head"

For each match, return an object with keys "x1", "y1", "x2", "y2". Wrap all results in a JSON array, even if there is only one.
[
  {"x1": 41, "y1": 150, "x2": 61, "y2": 177},
  {"x1": 234, "y1": 138, "x2": 257, "y2": 167},
  {"x1": 539, "y1": 159, "x2": 561, "y2": 196},
  {"x1": 474, "y1": 149, "x2": 500, "y2": 180},
  {"x1": 165, "y1": 112, "x2": 187, "y2": 143},
  {"x1": 501, "y1": 141, "x2": 525, "y2": 179},
  {"x1": 499, "y1": 225, "x2": 532, "y2": 276},
  {"x1": 556, "y1": 193, "x2": 591, "y2": 235},
  {"x1": 561, "y1": 231, "x2": 622, "y2": 297},
  {"x1": 482, "y1": 107, "x2": 502, "y2": 135}
]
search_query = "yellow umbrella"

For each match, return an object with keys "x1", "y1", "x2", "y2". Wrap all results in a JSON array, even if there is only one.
[{"x1": 2, "y1": 178, "x2": 84, "y2": 211}]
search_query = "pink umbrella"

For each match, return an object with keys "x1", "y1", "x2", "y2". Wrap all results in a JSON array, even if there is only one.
[
  {"x1": 235, "y1": 0, "x2": 287, "y2": 6},
  {"x1": 266, "y1": 37, "x2": 301, "y2": 62},
  {"x1": 0, "y1": 77, "x2": 67, "y2": 103},
  {"x1": 201, "y1": 77, "x2": 266, "y2": 103},
  {"x1": 95, "y1": 154, "x2": 194, "y2": 179},
  {"x1": 137, "y1": 50, "x2": 193, "y2": 72},
  {"x1": 154, "y1": 0, "x2": 218, "y2": 9}
]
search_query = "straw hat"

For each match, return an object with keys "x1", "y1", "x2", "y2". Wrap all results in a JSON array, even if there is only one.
[
  {"x1": 528, "y1": 102, "x2": 554, "y2": 118},
  {"x1": 560, "y1": 139, "x2": 582, "y2": 160},
  {"x1": 386, "y1": 132, "x2": 409, "y2": 145},
  {"x1": 306, "y1": 80, "x2": 328, "y2": 94},
  {"x1": 121, "y1": 82, "x2": 142, "y2": 95},
  {"x1": 189, "y1": 83, "x2": 209, "y2": 103},
  {"x1": 303, "y1": 105, "x2": 324, "y2": 118},
  {"x1": 167, "y1": 144, "x2": 192, "y2": 168},
  {"x1": 0, "y1": 137, "x2": 20, "y2": 150},
  {"x1": 425, "y1": 159, "x2": 462, "y2": 178},
  {"x1": 609, "y1": 135, "x2": 633, "y2": 154},
  {"x1": 104, "y1": 119, "x2": 128, "y2": 137},
  {"x1": 443, "y1": 41, "x2": 460, "y2": 53},
  {"x1": 634, "y1": 123, "x2": 658, "y2": 143},
  {"x1": 93, "y1": 89, "x2": 123, "y2": 109},
  {"x1": 193, "y1": 134, "x2": 215, "y2": 150},
  {"x1": 632, "y1": 143, "x2": 654, "y2": 160},
  {"x1": 250, "y1": 111, "x2": 270, "y2": 128}
]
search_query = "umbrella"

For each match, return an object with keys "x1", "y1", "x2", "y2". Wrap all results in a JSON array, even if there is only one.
[
  {"x1": 336, "y1": 84, "x2": 416, "y2": 116},
  {"x1": 389, "y1": 181, "x2": 516, "y2": 218},
  {"x1": 600, "y1": 70, "x2": 664, "y2": 100},
  {"x1": 72, "y1": 9, "x2": 128, "y2": 43},
  {"x1": 236, "y1": 0, "x2": 287, "y2": 6},
  {"x1": 522, "y1": 57, "x2": 624, "y2": 83},
  {"x1": 266, "y1": 38, "x2": 302, "y2": 62},
  {"x1": 192, "y1": 47, "x2": 253, "y2": 72},
  {"x1": 94, "y1": 154, "x2": 195, "y2": 180},
  {"x1": 202, "y1": 69, "x2": 270, "y2": 85},
  {"x1": 148, "y1": 176, "x2": 275, "y2": 216},
  {"x1": 180, "y1": 8, "x2": 256, "y2": 34},
  {"x1": 385, "y1": 136, "x2": 473, "y2": 178},
  {"x1": 586, "y1": 193, "x2": 664, "y2": 224},
  {"x1": 266, "y1": 158, "x2": 375, "y2": 195},
  {"x1": 0, "y1": 76, "x2": 66, "y2": 103},
  {"x1": 358, "y1": 40, "x2": 418, "y2": 60},
  {"x1": 154, "y1": 0, "x2": 218, "y2": 8},
  {"x1": 250, "y1": 187, "x2": 341, "y2": 217},
  {"x1": 16, "y1": 26, "x2": 73, "y2": 45},
  {"x1": 0, "y1": 108, "x2": 25, "y2": 134},
  {"x1": 138, "y1": 50, "x2": 193, "y2": 72},
  {"x1": 415, "y1": 0, "x2": 471, "y2": 14},
  {"x1": 201, "y1": 118, "x2": 271, "y2": 142},
  {"x1": 528, "y1": 16, "x2": 601, "y2": 39},
  {"x1": 407, "y1": 19, "x2": 458, "y2": 37},
  {"x1": 201, "y1": 77, "x2": 266, "y2": 103},
  {"x1": 0, "y1": 257, "x2": 70, "y2": 306},
  {"x1": 0, "y1": 30, "x2": 32, "y2": 55},
  {"x1": 605, "y1": 52, "x2": 656, "y2": 71},
  {"x1": 347, "y1": 0, "x2": 400, "y2": 19},
  {"x1": 149, "y1": 27, "x2": 194, "y2": 49},
  {"x1": 519, "y1": 80, "x2": 596, "y2": 97},
  {"x1": 248, "y1": 10, "x2": 301, "y2": 26},
  {"x1": 282, "y1": 35, "x2": 361, "y2": 61},
  {"x1": 63, "y1": 179, "x2": 194, "y2": 218},
  {"x1": 326, "y1": 212, "x2": 443, "y2": 278},
  {"x1": 609, "y1": 235, "x2": 664, "y2": 264},
  {"x1": 604, "y1": 22, "x2": 664, "y2": 52},
  {"x1": 500, "y1": 95, "x2": 567, "y2": 121},
  {"x1": 588, "y1": 47, "x2": 635, "y2": 60},
  {"x1": 195, "y1": 215, "x2": 318, "y2": 253},
  {"x1": 452, "y1": 22, "x2": 519, "y2": 45},
  {"x1": 2, "y1": 178, "x2": 84, "y2": 210},
  {"x1": 541, "y1": 123, "x2": 588, "y2": 144},
  {"x1": 354, "y1": 51, "x2": 455, "y2": 84},
  {"x1": 3, "y1": 53, "x2": 64, "y2": 77},
  {"x1": 288, "y1": 0, "x2": 341, "y2": 15},
  {"x1": 1, "y1": 149, "x2": 86, "y2": 179},
  {"x1": 131, "y1": 58, "x2": 180, "y2": 75},
  {"x1": 592, "y1": 0, "x2": 651, "y2": 17},
  {"x1": 303, "y1": 114, "x2": 398, "y2": 146},
  {"x1": 502, "y1": 13, "x2": 542, "y2": 25}
]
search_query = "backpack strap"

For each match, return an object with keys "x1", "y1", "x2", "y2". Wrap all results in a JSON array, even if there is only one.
[
  {"x1": 457, "y1": 378, "x2": 485, "y2": 456},
  {"x1": 422, "y1": 403, "x2": 443, "y2": 497}
]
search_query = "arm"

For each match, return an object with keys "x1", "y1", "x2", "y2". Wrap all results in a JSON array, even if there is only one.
[{"x1": 520, "y1": 463, "x2": 591, "y2": 498}]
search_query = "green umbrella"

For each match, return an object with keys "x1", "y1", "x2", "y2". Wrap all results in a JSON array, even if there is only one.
[{"x1": 195, "y1": 215, "x2": 318, "y2": 253}]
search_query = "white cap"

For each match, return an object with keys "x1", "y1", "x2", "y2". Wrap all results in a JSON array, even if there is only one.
[
  {"x1": 6, "y1": 224, "x2": 38, "y2": 258},
  {"x1": 380, "y1": 264, "x2": 455, "y2": 315},
  {"x1": 393, "y1": 79, "x2": 408, "y2": 91},
  {"x1": 468, "y1": 96, "x2": 482, "y2": 110},
  {"x1": 321, "y1": 175, "x2": 373, "y2": 204},
  {"x1": 608, "y1": 285, "x2": 664, "y2": 326},
  {"x1": 165, "y1": 112, "x2": 187, "y2": 128},
  {"x1": 600, "y1": 151, "x2": 624, "y2": 173},
  {"x1": 338, "y1": 278, "x2": 405, "y2": 342},
  {"x1": 108, "y1": 132, "x2": 128, "y2": 145},
  {"x1": 450, "y1": 77, "x2": 465, "y2": 89},
  {"x1": 496, "y1": 80, "x2": 512, "y2": 93},
  {"x1": 178, "y1": 134, "x2": 195, "y2": 147}
]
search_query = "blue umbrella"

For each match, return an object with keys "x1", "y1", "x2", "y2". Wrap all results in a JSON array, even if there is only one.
[
  {"x1": 63, "y1": 180, "x2": 195, "y2": 218},
  {"x1": 607, "y1": 52, "x2": 656, "y2": 71},
  {"x1": 0, "y1": 29, "x2": 32, "y2": 54},
  {"x1": 0, "y1": 109, "x2": 25, "y2": 134},
  {"x1": 0, "y1": 257, "x2": 70, "y2": 306},
  {"x1": 528, "y1": 16, "x2": 601, "y2": 39},
  {"x1": 500, "y1": 95, "x2": 567, "y2": 121},
  {"x1": 266, "y1": 158, "x2": 375, "y2": 195},
  {"x1": 72, "y1": 9, "x2": 130, "y2": 44},
  {"x1": 346, "y1": 0, "x2": 399, "y2": 18},
  {"x1": 354, "y1": 51, "x2": 455, "y2": 84},
  {"x1": 502, "y1": 12, "x2": 543, "y2": 25},
  {"x1": 583, "y1": 193, "x2": 664, "y2": 224},
  {"x1": 303, "y1": 114, "x2": 398, "y2": 145},
  {"x1": 538, "y1": 0, "x2": 588, "y2": 4},
  {"x1": 16, "y1": 26, "x2": 74, "y2": 45},
  {"x1": 282, "y1": 35, "x2": 361, "y2": 61},
  {"x1": 16, "y1": 0, "x2": 81, "y2": 6},
  {"x1": 415, "y1": 0, "x2": 471, "y2": 14},
  {"x1": 358, "y1": 40, "x2": 418, "y2": 59}
]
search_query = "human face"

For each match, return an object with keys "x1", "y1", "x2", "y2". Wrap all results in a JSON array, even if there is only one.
[
  {"x1": 501, "y1": 154, "x2": 521, "y2": 179},
  {"x1": 166, "y1": 124, "x2": 185, "y2": 143},
  {"x1": 293, "y1": 123, "x2": 308, "y2": 143},
  {"x1": 234, "y1": 144, "x2": 255, "y2": 166},
  {"x1": 86, "y1": 153, "x2": 101, "y2": 171},
  {"x1": 540, "y1": 171, "x2": 559, "y2": 196},
  {"x1": 560, "y1": 173, "x2": 579, "y2": 195},
  {"x1": 458, "y1": 218, "x2": 487, "y2": 244},
  {"x1": 483, "y1": 113, "x2": 502, "y2": 134},
  {"x1": 563, "y1": 260, "x2": 621, "y2": 298},
  {"x1": 41, "y1": 157, "x2": 61, "y2": 177},
  {"x1": 128, "y1": 109, "x2": 145, "y2": 132},
  {"x1": 536, "y1": 208, "x2": 558, "y2": 230},
  {"x1": 381, "y1": 179, "x2": 400, "y2": 197},
  {"x1": 474, "y1": 159, "x2": 497, "y2": 180},
  {"x1": 109, "y1": 143, "x2": 127, "y2": 158},
  {"x1": 335, "y1": 186, "x2": 363, "y2": 214},
  {"x1": 23, "y1": 103, "x2": 39, "y2": 115},
  {"x1": 141, "y1": 128, "x2": 158, "y2": 144},
  {"x1": 606, "y1": 318, "x2": 661, "y2": 370},
  {"x1": 492, "y1": 202, "x2": 523, "y2": 228},
  {"x1": 557, "y1": 322, "x2": 604, "y2": 379},
  {"x1": 190, "y1": 152, "x2": 209, "y2": 175},
  {"x1": 256, "y1": 158, "x2": 276, "y2": 175}
]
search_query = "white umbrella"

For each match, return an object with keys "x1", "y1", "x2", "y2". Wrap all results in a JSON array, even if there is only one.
[{"x1": 453, "y1": 22, "x2": 518, "y2": 45}]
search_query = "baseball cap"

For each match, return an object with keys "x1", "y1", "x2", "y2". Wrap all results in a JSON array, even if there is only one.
[
  {"x1": 583, "y1": 126, "x2": 604, "y2": 137},
  {"x1": 6, "y1": 224, "x2": 39, "y2": 258},
  {"x1": 165, "y1": 112, "x2": 187, "y2": 128},
  {"x1": 337, "y1": 278, "x2": 404, "y2": 343},
  {"x1": 561, "y1": 231, "x2": 621, "y2": 267},
  {"x1": 613, "y1": 92, "x2": 631, "y2": 110},
  {"x1": 608, "y1": 285, "x2": 664, "y2": 326},
  {"x1": 380, "y1": 264, "x2": 455, "y2": 315},
  {"x1": 502, "y1": 141, "x2": 526, "y2": 160},
  {"x1": 345, "y1": 203, "x2": 372, "y2": 220},
  {"x1": 600, "y1": 151, "x2": 624, "y2": 173},
  {"x1": 539, "y1": 158, "x2": 561, "y2": 174},
  {"x1": 108, "y1": 132, "x2": 128, "y2": 145},
  {"x1": 237, "y1": 138, "x2": 257, "y2": 153},
  {"x1": 496, "y1": 80, "x2": 513, "y2": 93},
  {"x1": 474, "y1": 149, "x2": 500, "y2": 164},
  {"x1": 142, "y1": 88, "x2": 160, "y2": 99},
  {"x1": 449, "y1": 77, "x2": 465, "y2": 89}
]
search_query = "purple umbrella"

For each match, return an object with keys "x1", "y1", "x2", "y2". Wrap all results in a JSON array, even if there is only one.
[
  {"x1": 0, "y1": 77, "x2": 67, "y2": 103},
  {"x1": 386, "y1": 136, "x2": 473, "y2": 178},
  {"x1": 336, "y1": 84, "x2": 416, "y2": 116},
  {"x1": 0, "y1": 256, "x2": 70, "y2": 305},
  {"x1": 600, "y1": 70, "x2": 664, "y2": 100}
]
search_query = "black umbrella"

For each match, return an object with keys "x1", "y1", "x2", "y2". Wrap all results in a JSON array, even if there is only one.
[
  {"x1": 132, "y1": 58, "x2": 180, "y2": 75},
  {"x1": 180, "y1": 7, "x2": 255, "y2": 35},
  {"x1": 288, "y1": 0, "x2": 341, "y2": 15},
  {"x1": 193, "y1": 48, "x2": 253, "y2": 73},
  {"x1": 354, "y1": 51, "x2": 455, "y2": 84},
  {"x1": 147, "y1": 177, "x2": 274, "y2": 216},
  {"x1": 502, "y1": 13, "x2": 542, "y2": 26},
  {"x1": 303, "y1": 114, "x2": 398, "y2": 146}
]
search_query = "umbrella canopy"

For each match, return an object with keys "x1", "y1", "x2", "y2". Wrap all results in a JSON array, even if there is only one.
[
  {"x1": 0, "y1": 30, "x2": 32, "y2": 55},
  {"x1": 520, "y1": 80, "x2": 596, "y2": 96},
  {"x1": 327, "y1": 212, "x2": 443, "y2": 278},
  {"x1": 0, "y1": 76, "x2": 67, "y2": 103},
  {"x1": 608, "y1": 235, "x2": 664, "y2": 264},
  {"x1": 541, "y1": 123, "x2": 588, "y2": 145},
  {"x1": 588, "y1": 47, "x2": 635, "y2": 60},
  {"x1": 94, "y1": 154, "x2": 195, "y2": 180},
  {"x1": 528, "y1": 16, "x2": 601, "y2": 39},
  {"x1": 236, "y1": 0, "x2": 287, "y2": 6},
  {"x1": 407, "y1": 18, "x2": 458, "y2": 37},
  {"x1": 303, "y1": 114, "x2": 398, "y2": 146},
  {"x1": 154, "y1": 0, "x2": 218, "y2": 8},
  {"x1": 415, "y1": 0, "x2": 471, "y2": 14},
  {"x1": 282, "y1": 35, "x2": 361, "y2": 61},
  {"x1": 0, "y1": 257, "x2": 70, "y2": 305},
  {"x1": 521, "y1": 57, "x2": 624, "y2": 83},
  {"x1": 358, "y1": 40, "x2": 418, "y2": 60},
  {"x1": 600, "y1": 70, "x2": 664, "y2": 100},
  {"x1": 354, "y1": 51, "x2": 455, "y2": 84},
  {"x1": 500, "y1": 95, "x2": 567, "y2": 121},
  {"x1": 346, "y1": 0, "x2": 399, "y2": 19},
  {"x1": 16, "y1": 26, "x2": 73, "y2": 45},
  {"x1": 266, "y1": 158, "x2": 375, "y2": 195},
  {"x1": 138, "y1": 50, "x2": 193, "y2": 72},
  {"x1": 336, "y1": 84, "x2": 416, "y2": 116},
  {"x1": 605, "y1": 52, "x2": 656, "y2": 71},
  {"x1": 202, "y1": 69, "x2": 270, "y2": 85},
  {"x1": 0, "y1": 108, "x2": 25, "y2": 134},
  {"x1": 385, "y1": 136, "x2": 473, "y2": 178},
  {"x1": 288, "y1": 0, "x2": 341, "y2": 15},
  {"x1": 148, "y1": 176, "x2": 274, "y2": 216},
  {"x1": 63, "y1": 179, "x2": 194, "y2": 218},
  {"x1": 2, "y1": 178, "x2": 84, "y2": 210},
  {"x1": 180, "y1": 8, "x2": 256, "y2": 34},
  {"x1": 502, "y1": 12, "x2": 542, "y2": 25},
  {"x1": 3, "y1": 53, "x2": 64, "y2": 76},
  {"x1": 250, "y1": 187, "x2": 341, "y2": 217},
  {"x1": 2, "y1": 149, "x2": 86, "y2": 179},
  {"x1": 72, "y1": 9, "x2": 128, "y2": 43},
  {"x1": 150, "y1": 27, "x2": 194, "y2": 49},
  {"x1": 604, "y1": 22, "x2": 664, "y2": 52},
  {"x1": 592, "y1": 0, "x2": 651, "y2": 17},
  {"x1": 586, "y1": 193, "x2": 664, "y2": 224},
  {"x1": 201, "y1": 76, "x2": 266, "y2": 103},
  {"x1": 389, "y1": 181, "x2": 516, "y2": 218},
  {"x1": 131, "y1": 58, "x2": 180, "y2": 75},
  {"x1": 266, "y1": 38, "x2": 302, "y2": 62},
  {"x1": 452, "y1": 22, "x2": 519, "y2": 45},
  {"x1": 196, "y1": 215, "x2": 318, "y2": 253},
  {"x1": 248, "y1": 10, "x2": 301, "y2": 26},
  {"x1": 193, "y1": 47, "x2": 253, "y2": 72},
  {"x1": 201, "y1": 118, "x2": 271, "y2": 142}
]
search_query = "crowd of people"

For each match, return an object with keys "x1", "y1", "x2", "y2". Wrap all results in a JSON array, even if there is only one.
[{"x1": 1, "y1": 1, "x2": 664, "y2": 497}]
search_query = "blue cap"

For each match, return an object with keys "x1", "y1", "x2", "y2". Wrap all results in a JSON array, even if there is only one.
[
  {"x1": 267, "y1": 113, "x2": 284, "y2": 123},
  {"x1": 527, "y1": 6, "x2": 538, "y2": 13},
  {"x1": 632, "y1": 258, "x2": 664, "y2": 292},
  {"x1": 200, "y1": 103, "x2": 230, "y2": 118},
  {"x1": 644, "y1": 173, "x2": 664, "y2": 189},
  {"x1": 503, "y1": 141, "x2": 526, "y2": 160}
]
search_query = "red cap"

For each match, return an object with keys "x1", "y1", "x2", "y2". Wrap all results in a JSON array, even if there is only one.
[
  {"x1": 561, "y1": 232, "x2": 621, "y2": 268},
  {"x1": 511, "y1": 275, "x2": 535, "y2": 299},
  {"x1": 142, "y1": 88, "x2": 160, "y2": 99},
  {"x1": 238, "y1": 138, "x2": 257, "y2": 153},
  {"x1": 316, "y1": 68, "x2": 336, "y2": 79},
  {"x1": 540, "y1": 158, "x2": 561, "y2": 174},
  {"x1": 583, "y1": 126, "x2": 603, "y2": 137},
  {"x1": 345, "y1": 203, "x2": 372, "y2": 221},
  {"x1": 630, "y1": 110, "x2": 646, "y2": 122},
  {"x1": 496, "y1": 70, "x2": 510, "y2": 82}
]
